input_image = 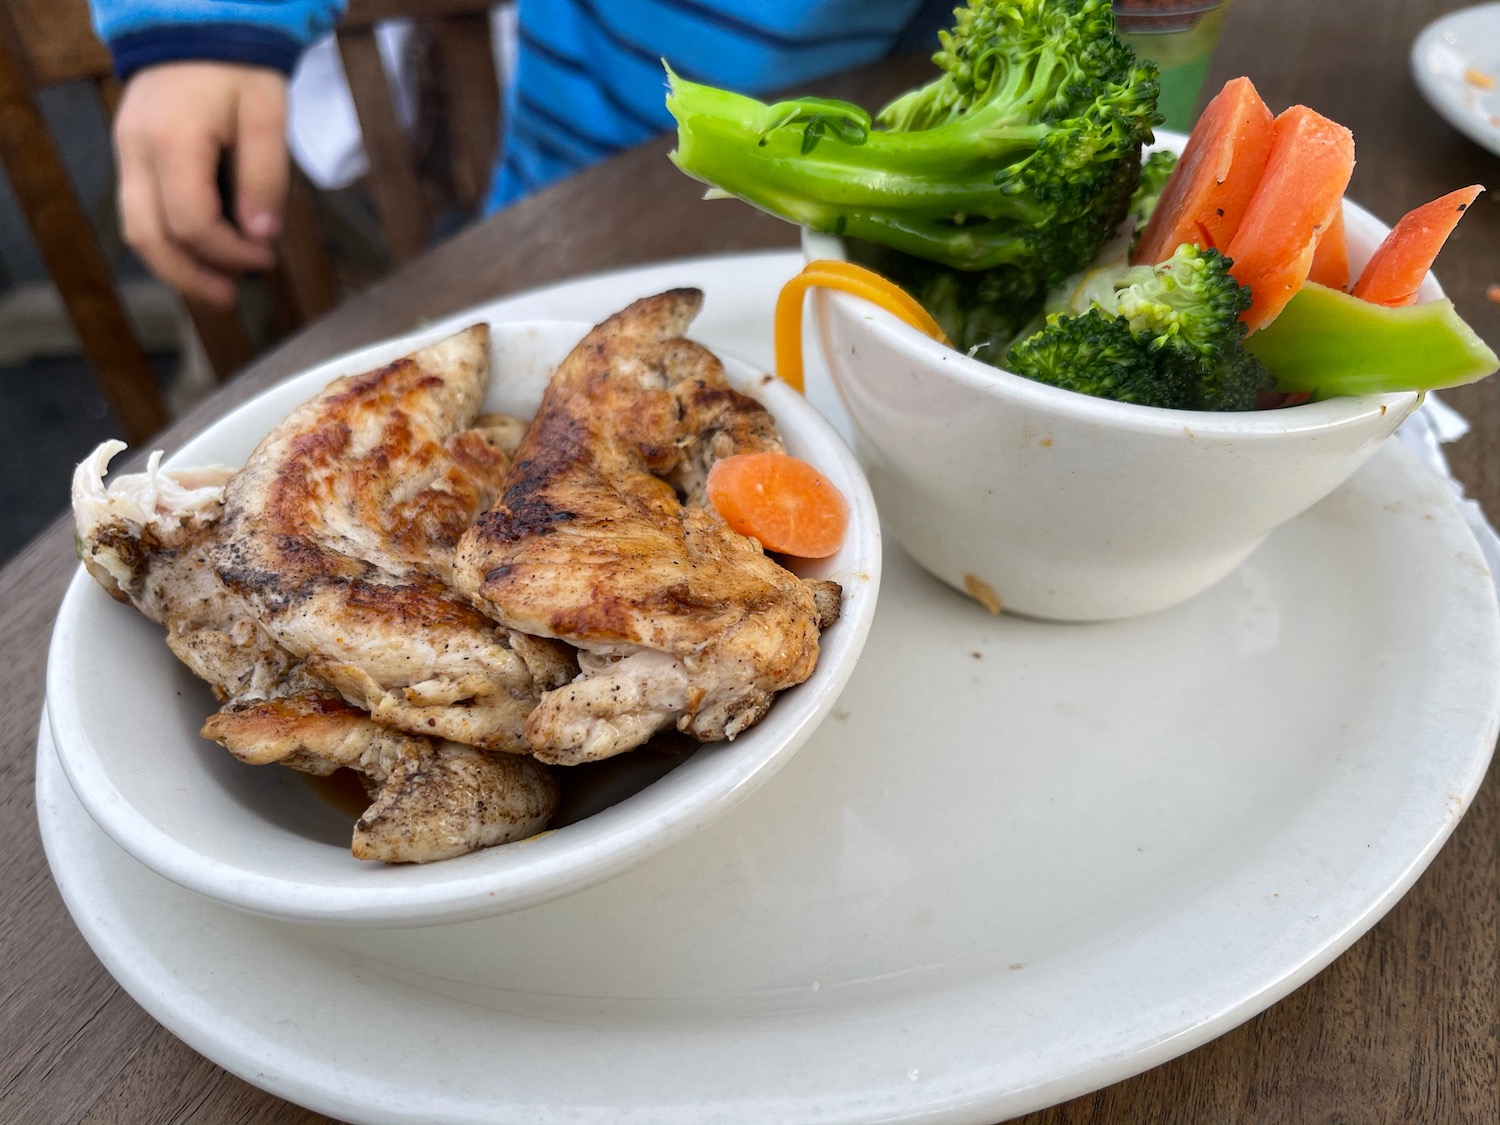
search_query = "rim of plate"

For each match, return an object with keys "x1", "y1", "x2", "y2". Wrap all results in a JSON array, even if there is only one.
[{"x1": 1410, "y1": 3, "x2": 1500, "y2": 158}]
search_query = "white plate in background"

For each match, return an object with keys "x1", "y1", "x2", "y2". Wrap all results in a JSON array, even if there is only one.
[{"x1": 1412, "y1": 3, "x2": 1500, "y2": 155}]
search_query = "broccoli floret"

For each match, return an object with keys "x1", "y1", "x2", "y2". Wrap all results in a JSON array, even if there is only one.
[
  {"x1": 1198, "y1": 345, "x2": 1273, "y2": 411},
  {"x1": 1007, "y1": 243, "x2": 1274, "y2": 409},
  {"x1": 666, "y1": 0, "x2": 1161, "y2": 281},
  {"x1": 1102, "y1": 243, "x2": 1253, "y2": 360},
  {"x1": 1128, "y1": 149, "x2": 1177, "y2": 234},
  {"x1": 1006, "y1": 309, "x2": 1198, "y2": 408}
]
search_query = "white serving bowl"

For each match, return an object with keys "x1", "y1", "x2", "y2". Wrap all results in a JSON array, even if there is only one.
[
  {"x1": 803, "y1": 135, "x2": 1424, "y2": 621},
  {"x1": 46, "y1": 318, "x2": 881, "y2": 927}
]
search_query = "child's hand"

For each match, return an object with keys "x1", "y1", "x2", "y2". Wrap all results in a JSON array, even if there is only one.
[{"x1": 113, "y1": 63, "x2": 289, "y2": 309}]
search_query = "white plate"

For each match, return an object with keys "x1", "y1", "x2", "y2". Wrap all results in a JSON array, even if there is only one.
[
  {"x1": 39, "y1": 253, "x2": 1500, "y2": 1125},
  {"x1": 1411, "y1": 3, "x2": 1500, "y2": 156}
]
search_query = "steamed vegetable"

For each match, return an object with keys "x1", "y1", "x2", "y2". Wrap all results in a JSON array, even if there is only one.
[
  {"x1": 1133, "y1": 77, "x2": 1274, "y2": 267},
  {"x1": 1008, "y1": 243, "x2": 1272, "y2": 410},
  {"x1": 841, "y1": 145, "x2": 1181, "y2": 361},
  {"x1": 667, "y1": 0, "x2": 1161, "y2": 282},
  {"x1": 1006, "y1": 309, "x2": 1199, "y2": 408},
  {"x1": 842, "y1": 240, "x2": 1046, "y2": 357},
  {"x1": 1351, "y1": 186, "x2": 1485, "y2": 307},
  {"x1": 679, "y1": 6, "x2": 1497, "y2": 413},
  {"x1": 774, "y1": 259, "x2": 948, "y2": 393},
  {"x1": 1245, "y1": 282, "x2": 1499, "y2": 398},
  {"x1": 1306, "y1": 207, "x2": 1350, "y2": 290},
  {"x1": 707, "y1": 452, "x2": 849, "y2": 558},
  {"x1": 1224, "y1": 106, "x2": 1355, "y2": 330},
  {"x1": 1128, "y1": 149, "x2": 1179, "y2": 240}
]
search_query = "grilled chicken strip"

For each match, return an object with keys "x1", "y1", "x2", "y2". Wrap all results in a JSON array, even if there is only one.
[
  {"x1": 72, "y1": 441, "x2": 295, "y2": 701},
  {"x1": 72, "y1": 355, "x2": 564, "y2": 862},
  {"x1": 204, "y1": 691, "x2": 558, "y2": 863},
  {"x1": 454, "y1": 290, "x2": 841, "y2": 765},
  {"x1": 210, "y1": 324, "x2": 575, "y2": 752}
]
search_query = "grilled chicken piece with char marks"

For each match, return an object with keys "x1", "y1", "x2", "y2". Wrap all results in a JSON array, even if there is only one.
[
  {"x1": 210, "y1": 325, "x2": 575, "y2": 753},
  {"x1": 204, "y1": 689, "x2": 557, "y2": 862},
  {"x1": 72, "y1": 441, "x2": 295, "y2": 701},
  {"x1": 71, "y1": 333, "x2": 564, "y2": 862},
  {"x1": 454, "y1": 290, "x2": 840, "y2": 765}
]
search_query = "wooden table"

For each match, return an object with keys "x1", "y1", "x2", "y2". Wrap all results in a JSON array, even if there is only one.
[{"x1": 4, "y1": 2, "x2": 1497, "y2": 1121}]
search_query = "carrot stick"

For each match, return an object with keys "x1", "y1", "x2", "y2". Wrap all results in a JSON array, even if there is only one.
[
  {"x1": 1224, "y1": 105, "x2": 1355, "y2": 331},
  {"x1": 1307, "y1": 206, "x2": 1350, "y2": 290},
  {"x1": 1350, "y1": 185, "x2": 1485, "y2": 307},
  {"x1": 1132, "y1": 77, "x2": 1275, "y2": 265}
]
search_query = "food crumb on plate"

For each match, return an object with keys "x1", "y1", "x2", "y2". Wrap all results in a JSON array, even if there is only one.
[{"x1": 963, "y1": 574, "x2": 1002, "y2": 615}]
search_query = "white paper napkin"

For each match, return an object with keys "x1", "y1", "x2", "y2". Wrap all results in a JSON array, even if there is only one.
[
  {"x1": 284, "y1": 5, "x2": 516, "y2": 192},
  {"x1": 286, "y1": 22, "x2": 418, "y2": 191}
]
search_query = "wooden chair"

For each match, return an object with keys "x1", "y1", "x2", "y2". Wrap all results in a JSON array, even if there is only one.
[{"x1": 0, "y1": 0, "x2": 502, "y2": 443}]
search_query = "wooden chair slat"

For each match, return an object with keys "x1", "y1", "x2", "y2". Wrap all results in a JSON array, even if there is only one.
[
  {"x1": 93, "y1": 73, "x2": 123, "y2": 119},
  {"x1": 7, "y1": 0, "x2": 113, "y2": 84},
  {"x1": 434, "y1": 13, "x2": 500, "y2": 212},
  {"x1": 343, "y1": 0, "x2": 499, "y2": 31},
  {"x1": 0, "y1": 25, "x2": 167, "y2": 442},
  {"x1": 185, "y1": 306, "x2": 256, "y2": 384},
  {"x1": 337, "y1": 27, "x2": 429, "y2": 264},
  {"x1": 270, "y1": 168, "x2": 339, "y2": 325}
]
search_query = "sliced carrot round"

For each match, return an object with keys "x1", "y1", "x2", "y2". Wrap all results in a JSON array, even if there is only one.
[{"x1": 706, "y1": 451, "x2": 849, "y2": 558}]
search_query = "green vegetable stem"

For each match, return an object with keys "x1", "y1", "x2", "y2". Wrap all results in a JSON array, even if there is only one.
[
  {"x1": 666, "y1": 0, "x2": 1161, "y2": 284},
  {"x1": 1246, "y1": 283, "x2": 1500, "y2": 399}
]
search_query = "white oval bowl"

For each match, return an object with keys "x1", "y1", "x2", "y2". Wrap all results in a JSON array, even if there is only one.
[
  {"x1": 46, "y1": 319, "x2": 881, "y2": 927},
  {"x1": 802, "y1": 133, "x2": 1429, "y2": 620}
]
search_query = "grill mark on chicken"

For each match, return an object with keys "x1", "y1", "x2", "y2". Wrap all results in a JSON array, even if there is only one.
[
  {"x1": 475, "y1": 412, "x2": 591, "y2": 545},
  {"x1": 204, "y1": 691, "x2": 558, "y2": 863},
  {"x1": 210, "y1": 325, "x2": 576, "y2": 752},
  {"x1": 86, "y1": 524, "x2": 162, "y2": 603},
  {"x1": 71, "y1": 344, "x2": 567, "y2": 863},
  {"x1": 453, "y1": 290, "x2": 842, "y2": 764}
]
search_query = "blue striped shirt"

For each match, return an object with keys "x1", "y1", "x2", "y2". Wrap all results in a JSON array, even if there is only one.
[
  {"x1": 91, "y1": 0, "x2": 344, "y2": 79},
  {"x1": 90, "y1": 0, "x2": 950, "y2": 214}
]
